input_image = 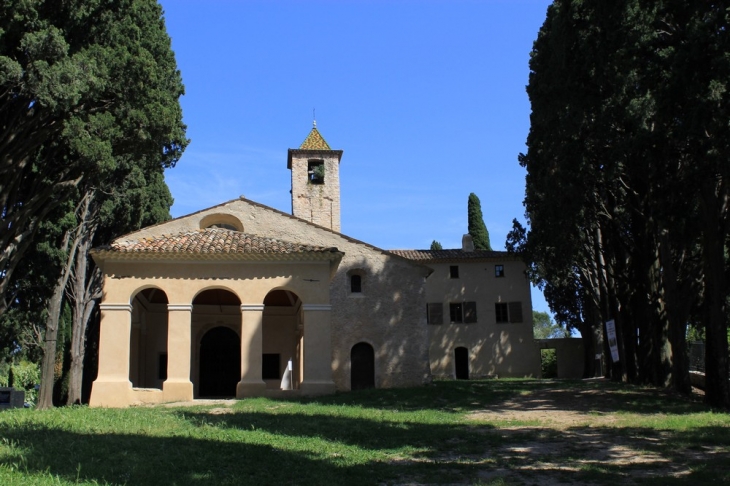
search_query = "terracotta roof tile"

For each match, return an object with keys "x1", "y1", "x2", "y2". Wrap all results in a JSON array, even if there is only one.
[
  {"x1": 299, "y1": 127, "x2": 331, "y2": 150},
  {"x1": 105, "y1": 229, "x2": 337, "y2": 255},
  {"x1": 388, "y1": 249, "x2": 511, "y2": 263}
]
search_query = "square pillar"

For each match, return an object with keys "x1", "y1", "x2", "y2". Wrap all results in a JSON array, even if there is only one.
[
  {"x1": 300, "y1": 304, "x2": 336, "y2": 395},
  {"x1": 89, "y1": 304, "x2": 133, "y2": 407},
  {"x1": 163, "y1": 304, "x2": 194, "y2": 402},
  {"x1": 237, "y1": 304, "x2": 266, "y2": 397}
]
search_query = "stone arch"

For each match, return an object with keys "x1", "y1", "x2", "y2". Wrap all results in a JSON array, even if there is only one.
[
  {"x1": 351, "y1": 342, "x2": 375, "y2": 390},
  {"x1": 129, "y1": 287, "x2": 169, "y2": 389},
  {"x1": 454, "y1": 346, "x2": 469, "y2": 380},
  {"x1": 193, "y1": 289, "x2": 241, "y2": 397},
  {"x1": 262, "y1": 288, "x2": 302, "y2": 389},
  {"x1": 199, "y1": 213, "x2": 244, "y2": 232}
]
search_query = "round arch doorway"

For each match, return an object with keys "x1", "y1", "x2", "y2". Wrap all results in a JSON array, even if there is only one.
[
  {"x1": 199, "y1": 326, "x2": 240, "y2": 397},
  {"x1": 351, "y1": 342, "x2": 375, "y2": 390}
]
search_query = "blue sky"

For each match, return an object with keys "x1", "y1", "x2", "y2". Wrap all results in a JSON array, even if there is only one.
[{"x1": 158, "y1": 0, "x2": 555, "y2": 316}]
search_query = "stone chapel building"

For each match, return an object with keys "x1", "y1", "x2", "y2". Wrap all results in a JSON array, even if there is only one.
[{"x1": 89, "y1": 125, "x2": 539, "y2": 407}]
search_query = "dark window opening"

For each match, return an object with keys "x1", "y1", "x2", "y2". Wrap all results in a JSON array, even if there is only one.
[
  {"x1": 495, "y1": 303, "x2": 509, "y2": 323},
  {"x1": 351, "y1": 275, "x2": 362, "y2": 293},
  {"x1": 158, "y1": 353, "x2": 168, "y2": 381},
  {"x1": 308, "y1": 160, "x2": 325, "y2": 184},
  {"x1": 262, "y1": 354, "x2": 281, "y2": 380},
  {"x1": 449, "y1": 265, "x2": 459, "y2": 278},
  {"x1": 495, "y1": 265, "x2": 505, "y2": 277},
  {"x1": 450, "y1": 303, "x2": 463, "y2": 323}
]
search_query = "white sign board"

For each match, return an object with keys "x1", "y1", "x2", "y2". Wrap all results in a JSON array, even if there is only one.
[{"x1": 605, "y1": 319, "x2": 620, "y2": 362}]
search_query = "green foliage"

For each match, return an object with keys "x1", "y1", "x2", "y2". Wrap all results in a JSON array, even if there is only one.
[
  {"x1": 467, "y1": 193, "x2": 492, "y2": 251},
  {"x1": 0, "y1": 0, "x2": 188, "y2": 312},
  {"x1": 540, "y1": 348, "x2": 558, "y2": 378},
  {"x1": 6, "y1": 360, "x2": 41, "y2": 406},
  {"x1": 430, "y1": 240, "x2": 443, "y2": 251},
  {"x1": 515, "y1": 0, "x2": 730, "y2": 404},
  {"x1": 533, "y1": 310, "x2": 569, "y2": 339}
]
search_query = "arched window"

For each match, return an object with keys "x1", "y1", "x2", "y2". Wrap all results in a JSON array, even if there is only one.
[
  {"x1": 350, "y1": 275, "x2": 362, "y2": 293},
  {"x1": 199, "y1": 213, "x2": 244, "y2": 232}
]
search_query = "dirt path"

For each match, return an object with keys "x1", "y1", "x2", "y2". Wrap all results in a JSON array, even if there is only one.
[{"x1": 466, "y1": 385, "x2": 726, "y2": 485}]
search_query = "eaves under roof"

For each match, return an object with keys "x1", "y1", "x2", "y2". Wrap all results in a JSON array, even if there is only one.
[
  {"x1": 388, "y1": 249, "x2": 516, "y2": 263},
  {"x1": 92, "y1": 228, "x2": 343, "y2": 262}
]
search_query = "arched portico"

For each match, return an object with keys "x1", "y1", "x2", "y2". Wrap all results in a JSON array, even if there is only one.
[{"x1": 88, "y1": 228, "x2": 342, "y2": 407}]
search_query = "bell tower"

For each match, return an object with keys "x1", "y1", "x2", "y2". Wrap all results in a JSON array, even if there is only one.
[{"x1": 287, "y1": 122, "x2": 343, "y2": 232}]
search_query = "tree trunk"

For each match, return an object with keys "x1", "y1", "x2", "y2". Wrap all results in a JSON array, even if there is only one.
[
  {"x1": 36, "y1": 194, "x2": 89, "y2": 409},
  {"x1": 66, "y1": 192, "x2": 99, "y2": 405},
  {"x1": 67, "y1": 239, "x2": 100, "y2": 405},
  {"x1": 700, "y1": 183, "x2": 729, "y2": 409}
]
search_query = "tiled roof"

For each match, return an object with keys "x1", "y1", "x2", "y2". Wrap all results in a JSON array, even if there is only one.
[
  {"x1": 299, "y1": 127, "x2": 331, "y2": 150},
  {"x1": 388, "y1": 249, "x2": 512, "y2": 263},
  {"x1": 95, "y1": 229, "x2": 340, "y2": 260}
]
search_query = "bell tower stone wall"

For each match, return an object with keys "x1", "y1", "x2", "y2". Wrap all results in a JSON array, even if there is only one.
[{"x1": 287, "y1": 125, "x2": 343, "y2": 232}]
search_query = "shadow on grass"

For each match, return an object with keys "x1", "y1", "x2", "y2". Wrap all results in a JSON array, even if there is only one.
[
  {"x1": 0, "y1": 380, "x2": 724, "y2": 485},
  {"x1": 2, "y1": 421, "x2": 728, "y2": 485},
  {"x1": 267, "y1": 379, "x2": 709, "y2": 416}
]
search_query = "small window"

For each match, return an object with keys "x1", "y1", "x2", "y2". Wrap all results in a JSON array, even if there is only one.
[
  {"x1": 158, "y1": 353, "x2": 168, "y2": 381},
  {"x1": 450, "y1": 303, "x2": 463, "y2": 323},
  {"x1": 449, "y1": 265, "x2": 459, "y2": 278},
  {"x1": 308, "y1": 160, "x2": 325, "y2": 184},
  {"x1": 495, "y1": 303, "x2": 509, "y2": 323},
  {"x1": 427, "y1": 303, "x2": 444, "y2": 324},
  {"x1": 495, "y1": 265, "x2": 505, "y2": 277},
  {"x1": 262, "y1": 354, "x2": 281, "y2": 380},
  {"x1": 351, "y1": 275, "x2": 362, "y2": 293}
]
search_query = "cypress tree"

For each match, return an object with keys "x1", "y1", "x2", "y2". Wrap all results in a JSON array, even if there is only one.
[
  {"x1": 468, "y1": 193, "x2": 492, "y2": 250},
  {"x1": 430, "y1": 240, "x2": 443, "y2": 251}
]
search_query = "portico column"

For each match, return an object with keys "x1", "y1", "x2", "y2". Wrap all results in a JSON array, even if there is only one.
[
  {"x1": 89, "y1": 304, "x2": 133, "y2": 407},
  {"x1": 300, "y1": 304, "x2": 336, "y2": 395},
  {"x1": 163, "y1": 304, "x2": 194, "y2": 402},
  {"x1": 236, "y1": 304, "x2": 266, "y2": 397}
]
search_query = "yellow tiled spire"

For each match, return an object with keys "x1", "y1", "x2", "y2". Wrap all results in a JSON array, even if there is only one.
[{"x1": 299, "y1": 121, "x2": 331, "y2": 150}]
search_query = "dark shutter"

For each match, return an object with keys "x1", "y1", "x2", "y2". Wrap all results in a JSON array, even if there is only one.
[
  {"x1": 509, "y1": 301, "x2": 523, "y2": 323},
  {"x1": 427, "y1": 303, "x2": 443, "y2": 324},
  {"x1": 464, "y1": 301, "x2": 477, "y2": 323}
]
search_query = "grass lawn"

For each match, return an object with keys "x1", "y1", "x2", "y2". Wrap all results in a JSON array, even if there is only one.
[{"x1": 0, "y1": 379, "x2": 728, "y2": 485}]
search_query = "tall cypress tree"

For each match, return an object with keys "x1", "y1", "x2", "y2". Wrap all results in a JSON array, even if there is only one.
[{"x1": 468, "y1": 193, "x2": 492, "y2": 251}]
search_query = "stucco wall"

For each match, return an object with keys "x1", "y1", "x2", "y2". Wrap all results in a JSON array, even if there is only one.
[{"x1": 425, "y1": 259, "x2": 540, "y2": 378}]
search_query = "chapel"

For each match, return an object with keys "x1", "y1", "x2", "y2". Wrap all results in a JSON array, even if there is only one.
[{"x1": 89, "y1": 125, "x2": 538, "y2": 407}]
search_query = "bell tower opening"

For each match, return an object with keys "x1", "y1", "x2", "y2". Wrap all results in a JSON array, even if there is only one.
[{"x1": 287, "y1": 121, "x2": 343, "y2": 232}]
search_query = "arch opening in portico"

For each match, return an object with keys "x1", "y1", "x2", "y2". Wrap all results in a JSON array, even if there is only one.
[
  {"x1": 192, "y1": 288, "x2": 242, "y2": 398},
  {"x1": 129, "y1": 287, "x2": 169, "y2": 389},
  {"x1": 262, "y1": 289, "x2": 302, "y2": 389}
]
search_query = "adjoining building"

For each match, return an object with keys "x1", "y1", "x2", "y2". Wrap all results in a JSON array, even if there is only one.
[{"x1": 89, "y1": 125, "x2": 538, "y2": 407}]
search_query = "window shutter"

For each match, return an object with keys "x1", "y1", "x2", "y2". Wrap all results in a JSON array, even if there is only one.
[
  {"x1": 464, "y1": 302, "x2": 477, "y2": 323},
  {"x1": 509, "y1": 301, "x2": 523, "y2": 323},
  {"x1": 427, "y1": 303, "x2": 443, "y2": 324}
]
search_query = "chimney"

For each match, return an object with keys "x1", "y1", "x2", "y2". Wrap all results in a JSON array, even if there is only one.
[{"x1": 462, "y1": 234, "x2": 474, "y2": 252}]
